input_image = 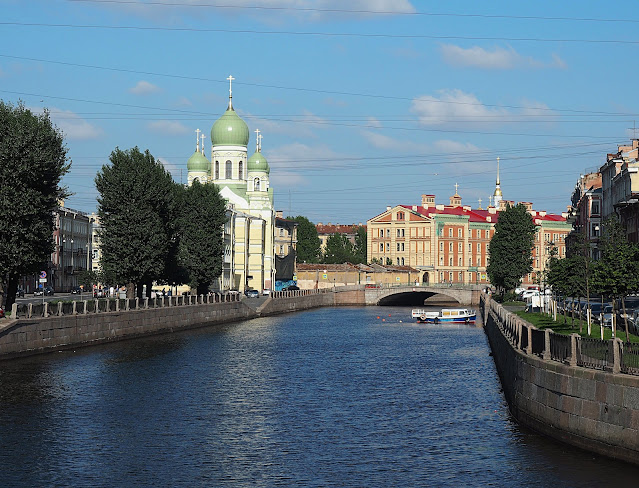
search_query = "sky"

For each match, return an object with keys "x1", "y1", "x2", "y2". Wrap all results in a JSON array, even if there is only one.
[{"x1": 2, "y1": 0, "x2": 639, "y2": 224}]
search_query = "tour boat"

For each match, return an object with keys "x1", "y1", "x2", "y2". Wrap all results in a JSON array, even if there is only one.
[{"x1": 411, "y1": 308, "x2": 477, "y2": 324}]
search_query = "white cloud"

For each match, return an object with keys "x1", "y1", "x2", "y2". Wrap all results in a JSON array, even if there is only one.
[
  {"x1": 266, "y1": 141, "x2": 348, "y2": 186},
  {"x1": 175, "y1": 96, "x2": 192, "y2": 107},
  {"x1": 42, "y1": 107, "x2": 102, "y2": 140},
  {"x1": 410, "y1": 89, "x2": 508, "y2": 126},
  {"x1": 147, "y1": 120, "x2": 189, "y2": 135},
  {"x1": 244, "y1": 109, "x2": 330, "y2": 139},
  {"x1": 129, "y1": 80, "x2": 161, "y2": 95},
  {"x1": 367, "y1": 117, "x2": 383, "y2": 129},
  {"x1": 440, "y1": 44, "x2": 567, "y2": 70}
]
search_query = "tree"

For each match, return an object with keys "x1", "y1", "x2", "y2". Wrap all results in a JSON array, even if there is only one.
[
  {"x1": 352, "y1": 226, "x2": 367, "y2": 264},
  {"x1": 288, "y1": 215, "x2": 321, "y2": 263},
  {"x1": 0, "y1": 101, "x2": 69, "y2": 310},
  {"x1": 95, "y1": 147, "x2": 175, "y2": 299},
  {"x1": 323, "y1": 233, "x2": 353, "y2": 264},
  {"x1": 591, "y1": 217, "x2": 639, "y2": 341},
  {"x1": 487, "y1": 203, "x2": 536, "y2": 294},
  {"x1": 177, "y1": 180, "x2": 226, "y2": 295}
]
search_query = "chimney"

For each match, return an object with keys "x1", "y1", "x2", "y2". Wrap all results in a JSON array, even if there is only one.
[
  {"x1": 276, "y1": 210, "x2": 283, "y2": 218},
  {"x1": 488, "y1": 207, "x2": 497, "y2": 214},
  {"x1": 386, "y1": 206, "x2": 391, "y2": 211},
  {"x1": 412, "y1": 205, "x2": 417, "y2": 211},
  {"x1": 435, "y1": 204, "x2": 444, "y2": 210}
]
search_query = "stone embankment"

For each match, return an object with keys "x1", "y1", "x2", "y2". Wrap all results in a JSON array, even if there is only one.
[
  {"x1": 0, "y1": 287, "x2": 365, "y2": 360},
  {"x1": 482, "y1": 295, "x2": 639, "y2": 466}
]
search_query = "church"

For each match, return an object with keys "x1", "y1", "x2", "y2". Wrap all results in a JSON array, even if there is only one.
[{"x1": 186, "y1": 76, "x2": 275, "y2": 293}]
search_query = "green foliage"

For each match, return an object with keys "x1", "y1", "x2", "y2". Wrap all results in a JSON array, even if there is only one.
[
  {"x1": 77, "y1": 269, "x2": 98, "y2": 290},
  {"x1": 487, "y1": 203, "x2": 536, "y2": 293},
  {"x1": 288, "y1": 215, "x2": 321, "y2": 263},
  {"x1": 0, "y1": 100, "x2": 69, "y2": 309},
  {"x1": 352, "y1": 226, "x2": 367, "y2": 264},
  {"x1": 323, "y1": 233, "x2": 353, "y2": 264},
  {"x1": 95, "y1": 147, "x2": 176, "y2": 297},
  {"x1": 176, "y1": 180, "x2": 226, "y2": 295}
]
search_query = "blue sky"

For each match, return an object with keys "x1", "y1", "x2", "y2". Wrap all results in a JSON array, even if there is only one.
[{"x1": 2, "y1": 0, "x2": 639, "y2": 223}]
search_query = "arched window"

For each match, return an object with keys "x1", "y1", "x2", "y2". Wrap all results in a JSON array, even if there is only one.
[
  {"x1": 238, "y1": 161, "x2": 243, "y2": 180},
  {"x1": 215, "y1": 161, "x2": 219, "y2": 179},
  {"x1": 254, "y1": 177, "x2": 260, "y2": 191},
  {"x1": 225, "y1": 160, "x2": 232, "y2": 179}
]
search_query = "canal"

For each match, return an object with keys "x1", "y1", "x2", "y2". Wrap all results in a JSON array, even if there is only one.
[{"x1": 1, "y1": 305, "x2": 639, "y2": 487}]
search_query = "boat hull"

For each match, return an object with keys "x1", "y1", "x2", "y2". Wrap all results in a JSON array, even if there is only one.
[{"x1": 412, "y1": 308, "x2": 477, "y2": 324}]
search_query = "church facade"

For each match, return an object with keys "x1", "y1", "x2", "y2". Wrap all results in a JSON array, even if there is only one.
[{"x1": 186, "y1": 77, "x2": 275, "y2": 293}]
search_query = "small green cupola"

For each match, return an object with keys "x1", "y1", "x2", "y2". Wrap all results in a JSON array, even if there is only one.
[
  {"x1": 210, "y1": 75, "x2": 249, "y2": 147},
  {"x1": 187, "y1": 150, "x2": 209, "y2": 172},
  {"x1": 247, "y1": 129, "x2": 270, "y2": 174},
  {"x1": 187, "y1": 128, "x2": 210, "y2": 173}
]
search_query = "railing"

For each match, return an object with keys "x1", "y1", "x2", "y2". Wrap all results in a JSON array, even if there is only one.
[
  {"x1": 482, "y1": 294, "x2": 625, "y2": 375},
  {"x1": 9, "y1": 292, "x2": 241, "y2": 319}
]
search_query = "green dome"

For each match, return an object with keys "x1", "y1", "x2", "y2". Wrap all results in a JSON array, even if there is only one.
[
  {"x1": 211, "y1": 107, "x2": 249, "y2": 146},
  {"x1": 187, "y1": 151, "x2": 210, "y2": 172},
  {"x1": 247, "y1": 150, "x2": 270, "y2": 174}
]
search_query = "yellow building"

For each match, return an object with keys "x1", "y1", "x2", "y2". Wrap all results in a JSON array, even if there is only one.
[{"x1": 186, "y1": 77, "x2": 275, "y2": 293}]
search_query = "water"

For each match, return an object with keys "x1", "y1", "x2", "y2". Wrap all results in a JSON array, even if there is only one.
[{"x1": 1, "y1": 306, "x2": 639, "y2": 487}]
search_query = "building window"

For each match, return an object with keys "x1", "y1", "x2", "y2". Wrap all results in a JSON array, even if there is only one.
[
  {"x1": 401, "y1": 229, "x2": 405, "y2": 237},
  {"x1": 449, "y1": 257, "x2": 453, "y2": 266},
  {"x1": 449, "y1": 228, "x2": 453, "y2": 237},
  {"x1": 477, "y1": 243, "x2": 481, "y2": 252},
  {"x1": 397, "y1": 229, "x2": 401, "y2": 237},
  {"x1": 449, "y1": 242, "x2": 453, "y2": 252},
  {"x1": 401, "y1": 243, "x2": 405, "y2": 251},
  {"x1": 386, "y1": 229, "x2": 391, "y2": 237},
  {"x1": 592, "y1": 201, "x2": 600, "y2": 215},
  {"x1": 238, "y1": 161, "x2": 243, "y2": 180},
  {"x1": 380, "y1": 243, "x2": 384, "y2": 252},
  {"x1": 458, "y1": 242, "x2": 462, "y2": 252},
  {"x1": 254, "y1": 177, "x2": 261, "y2": 191},
  {"x1": 386, "y1": 243, "x2": 390, "y2": 252},
  {"x1": 459, "y1": 272, "x2": 463, "y2": 281},
  {"x1": 439, "y1": 272, "x2": 444, "y2": 282},
  {"x1": 397, "y1": 257, "x2": 400, "y2": 265},
  {"x1": 592, "y1": 224, "x2": 600, "y2": 237},
  {"x1": 397, "y1": 243, "x2": 400, "y2": 251},
  {"x1": 440, "y1": 256, "x2": 444, "y2": 265},
  {"x1": 215, "y1": 161, "x2": 219, "y2": 179},
  {"x1": 468, "y1": 243, "x2": 472, "y2": 252},
  {"x1": 225, "y1": 160, "x2": 232, "y2": 179},
  {"x1": 469, "y1": 257, "x2": 472, "y2": 266},
  {"x1": 379, "y1": 229, "x2": 383, "y2": 238},
  {"x1": 440, "y1": 242, "x2": 443, "y2": 251},
  {"x1": 401, "y1": 257, "x2": 405, "y2": 265},
  {"x1": 458, "y1": 228, "x2": 462, "y2": 237},
  {"x1": 485, "y1": 230, "x2": 489, "y2": 238},
  {"x1": 458, "y1": 257, "x2": 462, "y2": 266},
  {"x1": 397, "y1": 212, "x2": 404, "y2": 220}
]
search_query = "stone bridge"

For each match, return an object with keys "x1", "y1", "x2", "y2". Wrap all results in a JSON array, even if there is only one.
[{"x1": 363, "y1": 284, "x2": 482, "y2": 306}]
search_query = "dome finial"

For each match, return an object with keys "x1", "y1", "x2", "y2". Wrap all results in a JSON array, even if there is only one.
[
  {"x1": 496, "y1": 156, "x2": 500, "y2": 185},
  {"x1": 227, "y1": 74, "x2": 235, "y2": 110},
  {"x1": 200, "y1": 133, "x2": 206, "y2": 157},
  {"x1": 258, "y1": 132, "x2": 263, "y2": 152},
  {"x1": 254, "y1": 128, "x2": 260, "y2": 152},
  {"x1": 195, "y1": 128, "x2": 201, "y2": 152}
]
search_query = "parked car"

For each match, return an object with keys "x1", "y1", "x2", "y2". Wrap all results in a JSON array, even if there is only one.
[
  {"x1": 0, "y1": 306, "x2": 4, "y2": 318},
  {"x1": 601, "y1": 305, "x2": 614, "y2": 328},
  {"x1": 244, "y1": 289, "x2": 259, "y2": 298},
  {"x1": 15, "y1": 287, "x2": 25, "y2": 298},
  {"x1": 262, "y1": 289, "x2": 271, "y2": 296},
  {"x1": 71, "y1": 286, "x2": 82, "y2": 294},
  {"x1": 283, "y1": 285, "x2": 300, "y2": 291}
]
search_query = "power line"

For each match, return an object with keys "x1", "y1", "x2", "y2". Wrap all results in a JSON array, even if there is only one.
[
  {"x1": 67, "y1": 0, "x2": 639, "y2": 25},
  {"x1": 3, "y1": 21, "x2": 639, "y2": 45}
]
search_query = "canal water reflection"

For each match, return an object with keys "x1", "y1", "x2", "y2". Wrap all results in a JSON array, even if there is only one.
[{"x1": 1, "y1": 305, "x2": 639, "y2": 487}]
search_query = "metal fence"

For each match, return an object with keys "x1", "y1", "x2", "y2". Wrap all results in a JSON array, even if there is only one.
[{"x1": 483, "y1": 295, "x2": 626, "y2": 375}]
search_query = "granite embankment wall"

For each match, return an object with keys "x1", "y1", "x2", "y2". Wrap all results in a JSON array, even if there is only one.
[
  {"x1": 0, "y1": 288, "x2": 367, "y2": 360},
  {"x1": 483, "y1": 295, "x2": 639, "y2": 465}
]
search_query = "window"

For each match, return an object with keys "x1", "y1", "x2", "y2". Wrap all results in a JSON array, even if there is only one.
[
  {"x1": 397, "y1": 212, "x2": 404, "y2": 220},
  {"x1": 439, "y1": 256, "x2": 444, "y2": 265},
  {"x1": 449, "y1": 228, "x2": 453, "y2": 237},
  {"x1": 477, "y1": 243, "x2": 481, "y2": 252},
  {"x1": 459, "y1": 272, "x2": 463, "y2": 281},
  {"x1": 238, "y1": 161, "x2": 243, "y2": 180},
  {"x1": 401, "y1": 257, "x2": 405, "y2": 265},
  {"x1": 485, "y1": 230, "x2": 489, "y2": 238},
  {"x1": 440, "y1": 242, "x2": 443, "y2": 251},
  {"x1": 449, "y1": 257, "x2": 453, "y2": 266},
  {"x1": 458, "y1": 228, "x2": 462, "y2": 237},
  {"x1": 592, "y1": 201, "x2": 600, "y2": 215},
  {"x1": 458, "y1": 242, "x2": 462, "y2": 252},
  {"x1": 440, "y1": 272, "x2": 444, "y2": 282},
  {"x1": 386, "y1": 243, "x2": 390, "y2": 252},
  {"x1": 254, "y1": 177, "x2": 260, "y2": 191},
  {"x1": 397, "y1": 257, "x2": 400, "y2": 265},
  {"x1": 386, "y1": 229, "x2": 391, "y2": 237},
  {"x1": 215, "y1": 161, "x2": 219, "y2": 179},
  {"x1": 458, "y1": 257, "x2": 462, "y2": 266},
  {"x1": 279, "y1": 245, "x2": 284, "y2": 254},
  {"x1": 401, "y1": 243, "x2": 405, "y2": 251},
  {"x1": 397, "y1": 229, "x2": 401, "y2": 237},
  {"x1": 449, "y1": 242, "x2": 453, "y2": 252},
  {"x1": 379, "y1": 243, "x2": 384, "y2": 252},
  {"x1": 468, "y1": 243, "x2": 472, "y2": 252},
  {"x1": 469, "y1": 257, "x2": 472, "y2": 266},
  {"x1": 401, "y1": 229, "x2": 405, "y2": 237},
  {"x1": 379, "y1": 229, "x2": 383, "y2": 238},
  {"x1": 397, "y1": 243, "x2": 400, "y2": 251},
  {"x1": 225, "y1": 160, "x2": 232, "y2": 179},
  {"x1": 592, "y1": 224, "x2": 600, "y2": 237}
]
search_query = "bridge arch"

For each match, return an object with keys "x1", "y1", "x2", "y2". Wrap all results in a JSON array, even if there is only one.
[{"x1": 364, "y1": 285, "x2": 479, "y2": 306}]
